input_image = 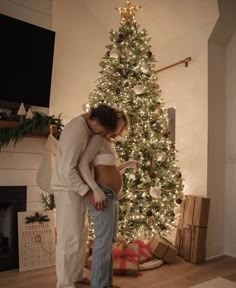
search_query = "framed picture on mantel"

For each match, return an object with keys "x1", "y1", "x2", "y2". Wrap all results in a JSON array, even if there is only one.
[{"x1": 18, "y1": 210, "x2": 55, "y2": 272}]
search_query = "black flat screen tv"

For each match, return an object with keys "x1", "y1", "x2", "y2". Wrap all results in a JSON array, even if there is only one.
[{"x1": 0, "y1": 13, "x2": 55, "y2": 108}]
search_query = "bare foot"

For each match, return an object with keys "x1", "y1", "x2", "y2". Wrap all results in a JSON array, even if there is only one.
[{"x1": 76, "y1": 277, "x2": 90, "y2": 286}]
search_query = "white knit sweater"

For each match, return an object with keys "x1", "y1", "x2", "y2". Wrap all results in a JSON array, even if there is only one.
[{"x1": 50, "y1": 116, "x2": 99, "y2": 197}]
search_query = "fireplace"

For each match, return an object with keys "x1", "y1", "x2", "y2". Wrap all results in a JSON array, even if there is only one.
[{"x1": 0, "y1": 186, "x2": 26, "y2": 271}]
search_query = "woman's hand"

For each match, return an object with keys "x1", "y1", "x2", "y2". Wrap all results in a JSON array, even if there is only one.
[
  {"x1": 95, "y1": 200, "x2": 107, "y2": 211},
  {"x1": 85, "y1": 190, "x2": 107, "y2": 210},
  {"x1": 128, "y1": 160, "x2": 140, "y2": 170}
]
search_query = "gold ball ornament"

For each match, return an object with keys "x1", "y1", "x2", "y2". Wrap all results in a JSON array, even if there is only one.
[
  {"x1": 147, "y1": 215, "x2": 155, "y2": 224},
  {"x1": 155, "y1": 106, "x2": 163, "y2": 116}
]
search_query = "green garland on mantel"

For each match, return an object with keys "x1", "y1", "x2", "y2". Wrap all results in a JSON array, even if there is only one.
[{"x1": 0, "y1": 112, "x2": 64, "y2": 148}]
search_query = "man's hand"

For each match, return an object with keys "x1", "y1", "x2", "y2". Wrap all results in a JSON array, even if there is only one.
[{"x1": 85, "y1": 189, "x2": 107, "y2": 210}]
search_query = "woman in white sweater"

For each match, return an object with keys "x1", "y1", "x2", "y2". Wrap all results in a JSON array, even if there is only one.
[{"x1": 79, "y1": 110, "x2": 138, "y2": 288}]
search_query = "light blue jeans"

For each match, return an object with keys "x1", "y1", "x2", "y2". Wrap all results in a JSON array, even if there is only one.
[{"x1": 87, "y1": 184, "x2": 119, "y2": 288}]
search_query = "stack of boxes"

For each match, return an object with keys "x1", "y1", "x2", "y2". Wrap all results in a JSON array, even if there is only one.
[{"x1": 175, "y1": 195, "x2": 210, "y2": 264}]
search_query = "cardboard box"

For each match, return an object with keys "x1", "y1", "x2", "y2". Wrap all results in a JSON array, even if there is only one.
[
  {"x1": 175, "y1": 227, "x2": 184, "y2": 257},
  {"x1": 150, "y1": 236, "x2": 177, "y2": 264},
  {"x1": 182, "y1": 226, "x2": 208, "y2": 264},
  {"x1": 175, "y1": 195, "x2": 210, "y2": 264},
  {"x1": 182, "y1": 196, "x2": 210, "y2": 228}
]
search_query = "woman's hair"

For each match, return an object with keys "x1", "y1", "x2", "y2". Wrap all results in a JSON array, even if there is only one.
[
  {"x1": 89, "y1": 104, "x2": 118, "y2": 131},
  {"x1": 115, "y1": 109, "x2": 130, "y2": 136}
]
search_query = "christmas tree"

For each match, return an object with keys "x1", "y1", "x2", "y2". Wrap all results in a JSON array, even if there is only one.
[{"x1": 89, "y1": 0, "x2": 184, "y2": 241}]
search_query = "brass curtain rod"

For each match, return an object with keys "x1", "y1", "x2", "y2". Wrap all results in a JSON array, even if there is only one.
[{"x1": 155, "y1": 57, "x2": 192, "y2": 73}]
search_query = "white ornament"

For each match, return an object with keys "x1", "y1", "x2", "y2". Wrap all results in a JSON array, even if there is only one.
[
  {"x1": 150, "y1": 187, "x2": 161, "y2": 199},
  {"x1": 26, "y1": 108, "x2": 33, "y2": 119},
  {"x1": 129, "y1": 174, "x2": 136, "y2": 181},
  {"x1": 140, "y1": 63, "x2": 149, "y2": 74},
  {"x1": 110, "y1": 49, "x2": 119, "y2": 59},
  {"x1": 82, "y1": 103, "x2": 90, "y2": 112},
  {"x1": 156, "y1": 152, "x2": 167, "y2": 162},
  {"x1": 133, "y1": 85, "x2": 145, "y2": 94}
]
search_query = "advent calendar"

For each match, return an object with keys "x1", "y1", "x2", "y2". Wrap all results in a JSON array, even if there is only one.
[{"x1": 18, "y1": 210, "x2": 55, "y2": 272}]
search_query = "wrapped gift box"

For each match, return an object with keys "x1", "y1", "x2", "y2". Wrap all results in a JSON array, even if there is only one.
[
  {"x1": 113, "y1": 242, "x2": 139, "y2": 276},
  {"x1": 134, "y1": 239, "x2": 153, "y2": 264},
  {"x1": 175, "y1": 195, "x2": 210, "y2": 264},
  {"x1": 182, "y1": 195, "x2": 210, "y2": 228},
  {"x1": 150, "y1": 236, "x2": 177, "y2": 264},
  {"x1": 175, "y1": 227, "x2": 184, "y2": 257},
  {"x1": 182, "y1": 226, "x2": 208, "y2": 264}
]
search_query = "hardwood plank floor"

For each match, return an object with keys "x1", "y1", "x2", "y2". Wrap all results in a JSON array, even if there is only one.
[{"x1": 0, "y1": 256, "x2": 236, "y2": 288}]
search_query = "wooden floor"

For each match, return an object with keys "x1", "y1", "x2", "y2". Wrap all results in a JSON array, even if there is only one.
[{"x1": 0, "y1": 256, "x2": 236, "y2": 288}]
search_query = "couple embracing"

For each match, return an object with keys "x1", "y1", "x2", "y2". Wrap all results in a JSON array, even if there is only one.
[{"x1": 51, "y1": 104, "x2": 138, "y2": 288}]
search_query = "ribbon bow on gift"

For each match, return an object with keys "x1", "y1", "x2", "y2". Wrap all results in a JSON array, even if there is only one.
[
  {"x1": 113, "y1": 244, "x2": 139, "y2": 270},
  {"x1": 134, "y1": 239, "x2": 152, "y2": 260}
]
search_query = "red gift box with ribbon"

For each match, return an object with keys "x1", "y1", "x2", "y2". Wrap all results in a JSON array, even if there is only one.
[
  {"x1": 113, "y1": 242, "x2": 139, "y2": 276},
  {"x1": 134, "y1": 239, "x2": 153, "y2": 264}
]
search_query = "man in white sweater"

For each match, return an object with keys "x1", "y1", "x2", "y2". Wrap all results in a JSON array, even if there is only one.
[{"x1": 51, "y1": 104, "x2": 119, "y2": 288}]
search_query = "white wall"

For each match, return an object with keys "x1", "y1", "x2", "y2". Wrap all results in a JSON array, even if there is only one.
[
  {"x1": 0, "y1": 0, "x2": 53, "y2": 211},
  {"x1": 207, "y1": 41, "x2": 225, "y2": 258},
  {"x1": 225, "y1": 28, "x2": 236, "y2": 257},
  {"x1": 206, "y1": 0, "x2": 236, "y2": 258},
  {"x1": 0, "y1": 138, "x2": 47, "y2": 211}
]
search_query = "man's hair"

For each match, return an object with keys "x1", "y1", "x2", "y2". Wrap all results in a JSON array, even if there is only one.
[{"x1": 89, "y1": 104, "x2": 118, "y2": 131}]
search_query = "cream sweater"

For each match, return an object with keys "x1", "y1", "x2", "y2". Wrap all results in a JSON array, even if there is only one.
[{"x1": 51, "y1": 116, "x2": 100, "y2": 198}]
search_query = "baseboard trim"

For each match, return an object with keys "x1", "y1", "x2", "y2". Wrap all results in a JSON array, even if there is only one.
[
  {"x1": 206, "y1": 253, "x2": 225, "y2": 260},
  {"x1": 206, "y1": 252, "x2": 236, "y2": 261},
  {"x1": 224, "y1": 252, "x2": 236, "y2": 258}
]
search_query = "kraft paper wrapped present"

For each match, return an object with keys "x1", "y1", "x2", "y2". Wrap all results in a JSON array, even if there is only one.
[
  {"x1": 134, "y1": 239, "x2": 153, "y2": 264},
  {"x1": 150, "y1": 236, "x2": 177, "y2": 264},
  {"x1": 182, "y1": 226, "x2": 208, "y2": 264},
  {"x1": 175, "y1": 195, "x2": 210, "y2": 264},
  {"x1": 113, "y1": 242, "x2": 139, "y2": 276},
  {"x1": 182, "y1": 195, "x2": 210, "y2": 228}
]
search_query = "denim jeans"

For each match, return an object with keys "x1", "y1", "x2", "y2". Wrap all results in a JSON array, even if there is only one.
[{"x1": 87, "y1": 184, "x2": 119, "y2": 288}]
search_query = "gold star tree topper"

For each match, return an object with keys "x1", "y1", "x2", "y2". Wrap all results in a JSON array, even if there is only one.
[{"x1": 116, "y1": 0, "x2": 141, "y2": 24}]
